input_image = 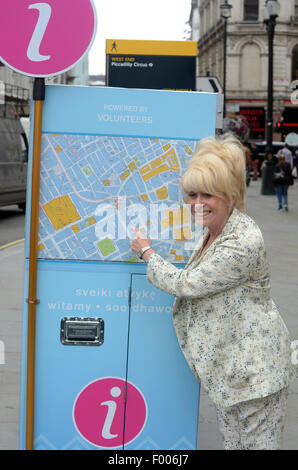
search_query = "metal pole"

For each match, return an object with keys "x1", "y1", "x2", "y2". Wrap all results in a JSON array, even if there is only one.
[
  {"x1": 266, "y1": 16, "x2": 276, "y2": 154},
  {"x1": 25, "y1": 77, "x2": 45, "y2": 450},
  {"x1": 223, "y1": 18, "x2": 227, "y2": 117}
]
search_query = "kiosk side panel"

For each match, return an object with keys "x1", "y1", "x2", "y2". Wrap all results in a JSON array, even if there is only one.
[{"x1": 124, "y1": 274, "x2": 199, "y2": 450}]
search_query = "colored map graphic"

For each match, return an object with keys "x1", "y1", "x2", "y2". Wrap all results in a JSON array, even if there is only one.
[{"x1": 38, "y1": 134, "x2": 201, "y2": 262}]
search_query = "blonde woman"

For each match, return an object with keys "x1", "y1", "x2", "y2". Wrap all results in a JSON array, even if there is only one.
[{"x1": 131, "y1": 134, "x2": 295, "y2": 450}]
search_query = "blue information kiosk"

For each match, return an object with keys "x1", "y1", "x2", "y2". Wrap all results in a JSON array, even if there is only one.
[{"x1": 20, "y1": 85, "x2": 217, "y2": 450}]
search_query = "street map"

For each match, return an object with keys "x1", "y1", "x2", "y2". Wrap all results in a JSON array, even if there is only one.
[{"x1": 38, "y1": 133, "x2": 201, "y2": 262}]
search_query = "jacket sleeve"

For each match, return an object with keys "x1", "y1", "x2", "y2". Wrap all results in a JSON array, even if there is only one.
[{"x1": 147, "y1": 236, "x2": 259, "y2": 298}]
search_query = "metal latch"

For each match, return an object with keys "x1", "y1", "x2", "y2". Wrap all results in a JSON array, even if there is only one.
[{"x1": 60, "y1": 317, "x2": 104, "y2": 346}]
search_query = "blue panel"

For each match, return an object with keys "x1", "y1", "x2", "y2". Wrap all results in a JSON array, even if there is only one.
[
  {"x1": 21, "y1": 262, "x2": 132, "y2": 450},
  {"x1": 42, "y1": 85, "x2": 217, "y2": 140},
  {"x1": 125, "y1": 274, "x2": 200, "y2": 450}
]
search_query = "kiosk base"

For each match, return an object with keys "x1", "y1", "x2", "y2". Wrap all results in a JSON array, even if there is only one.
[{"x1": 20, "y1": 260, "x2": 200, "y2": 450}]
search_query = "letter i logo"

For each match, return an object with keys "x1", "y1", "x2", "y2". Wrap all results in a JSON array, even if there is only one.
[
  {"x1": 73, "y1": 377, "x2": 147, "y2": 448},
  {"x1": 27, "y1": 3, "x2": 52, "y2": 62},
  {"x1": 100, "y1": 386, "x2": 122, "y2": 439}
]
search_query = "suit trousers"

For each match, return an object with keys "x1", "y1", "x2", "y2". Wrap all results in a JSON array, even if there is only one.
[{"x1": 215, "y1": 387, "x2": 289, "y2": 450}]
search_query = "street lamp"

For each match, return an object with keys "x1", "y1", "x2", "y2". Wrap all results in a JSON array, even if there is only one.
[
  {"x1": 220, "y1": 0, "x2": 233, "y2": 117},
  {"x1": 262, "y1": 0, "x2": 280, "y2": 154}
]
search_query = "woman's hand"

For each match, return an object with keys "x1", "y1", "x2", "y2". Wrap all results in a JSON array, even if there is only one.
[{"x1": 131, "y1": 227, "x2": 154, "y2": 262}]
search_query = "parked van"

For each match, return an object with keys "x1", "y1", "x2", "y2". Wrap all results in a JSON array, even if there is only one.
[{"x1": 0, "y1": 111, "x2": 29, "y2": 212}]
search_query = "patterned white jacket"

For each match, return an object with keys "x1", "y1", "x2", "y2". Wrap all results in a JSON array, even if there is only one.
[{"x1": 147, "y1": 208, "x2": 295, "y2": 407}]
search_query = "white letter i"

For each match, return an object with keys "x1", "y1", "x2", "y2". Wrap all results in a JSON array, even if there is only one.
[
  {"x1": 27, "y1": 3, "x2": 52, "y2": 62},
  {"x1": 100, "y1": 386, "x2": 122, "y2": 439}
]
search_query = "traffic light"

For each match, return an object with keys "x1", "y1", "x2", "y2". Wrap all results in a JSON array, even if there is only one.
[{"x1": 276, "y1": 121, "x2": 282, "y2": 132}]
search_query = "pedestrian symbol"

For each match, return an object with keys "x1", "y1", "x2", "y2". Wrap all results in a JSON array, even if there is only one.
[{"x1": 111, "y1": 41, "x2": 117, "y2": 52}]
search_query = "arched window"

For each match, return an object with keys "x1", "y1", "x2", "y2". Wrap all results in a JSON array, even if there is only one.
[
  {"x1": 241, "y1": 43, "x2": 261, "y2": 90},
  {"x1": 244, "y1": 0, "x2": 259, "y2": 21},
  {"x1": 292, "y1": 45, "x2": 298, "y2": 81}
]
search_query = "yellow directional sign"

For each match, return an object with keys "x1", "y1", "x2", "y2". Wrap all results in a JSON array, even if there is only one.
[
  {"x1": 106, "y1": 39, "x2": 197, "y2": 57},
  {"x1": 106, "y1": 39, "x2": 197, "y2": 91}
]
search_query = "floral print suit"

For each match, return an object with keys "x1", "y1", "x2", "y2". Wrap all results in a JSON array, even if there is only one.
[{"x1": 146, "y1": 208, "x2": 295, "y2": 408}]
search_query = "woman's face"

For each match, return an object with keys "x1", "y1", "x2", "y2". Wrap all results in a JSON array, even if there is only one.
[{"x1": 187, "y1": 191, "x2": 232, "y2": 233}]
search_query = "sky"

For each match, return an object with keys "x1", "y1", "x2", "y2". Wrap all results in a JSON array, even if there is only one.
[{"x1": 89, "y1": 0, "x2": 192, "y2": 76}]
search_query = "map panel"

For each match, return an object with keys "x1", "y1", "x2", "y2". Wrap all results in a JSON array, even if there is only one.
[{"x1": 38, "y1": 133, "x2": 202, "y2": 263}]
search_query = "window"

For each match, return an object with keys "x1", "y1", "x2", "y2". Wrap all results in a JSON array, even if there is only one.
[
  {"x1": 241, "y1": 43, "x2": 261, "y2": 90},
  {"x1": 292, "y1": 45, "x2": 298, "y2": 81},
  {"x1": 295, "y1": 0, "x2": 298, "y2": 20},
  {"x1": 20, "y1": 133, "x2": 28, "y2": 162},
  {"x1": 244, "y1": 0, "x2": 259, "y2": 21}
]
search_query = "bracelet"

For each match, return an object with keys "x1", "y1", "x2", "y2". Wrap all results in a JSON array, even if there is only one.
[{"x1": 137, "y1": 246, "x2": 152, "y2": 259}]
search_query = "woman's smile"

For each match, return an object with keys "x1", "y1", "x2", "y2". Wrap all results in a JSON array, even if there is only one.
[{"x1": 187, "y1": 191, "x2": 232, "y2": 235}]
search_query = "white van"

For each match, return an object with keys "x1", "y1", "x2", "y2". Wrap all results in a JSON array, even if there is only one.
[{"x1": 0, "y1": 111, "x2": 29, "y2": 212}]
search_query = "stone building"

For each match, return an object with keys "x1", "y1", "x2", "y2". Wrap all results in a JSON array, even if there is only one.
[
  {"x1": 190, "y1": 0, "x2": 298, "y2": 139},
  {"x1": 0, "y1": 64, "x2": 33, "y2": 117},
  {"x1": 0, "y1": 55, "x2": 89, "y2": 119},
  {"x1": 47, "y1": 56, "x2": 90, "y2": 86}
]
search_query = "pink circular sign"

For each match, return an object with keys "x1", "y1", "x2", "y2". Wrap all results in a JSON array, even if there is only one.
[
  {"x1": 73, "y1": 377, "x2": 148, "y2": 448},
  {"x1": 0, "y1": 0, "x2": 97, "y2": 77}
]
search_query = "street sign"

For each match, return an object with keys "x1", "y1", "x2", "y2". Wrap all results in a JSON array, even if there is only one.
[
  {"x1": 285, "y1": 132, "x2": 298, "y2": 145},
  {"x1": 196, "y1": 76, "x2": 223, "y2": 94},
  {"x1": 216, "y1": 93, "x2": 224, "y2": 130},
  {"x1": 106, "y1": 39, "x2": 197, "y2": 91},
  {"x1": 0, "y1": 0, "x2": 97, "y2": 77},
  {"x1": 196, "y1": 76, "x2": 224, "y2": 130}
]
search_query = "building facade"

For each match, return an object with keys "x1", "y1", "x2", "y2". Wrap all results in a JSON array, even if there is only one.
[
  {"x1": 48, "y1": 55, "x2": 90, "y2": 86},
  {"x1": 0, "y1": 64, "x2": 33, "y2": 117},
  {"x1": 190, "y1": 0, "x2": 298, "y2": 139},
  {"x1": 0, "y1": 55, "x2": 89, "y2": 119}
]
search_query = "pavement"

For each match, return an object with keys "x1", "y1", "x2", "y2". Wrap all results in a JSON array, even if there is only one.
[{"x1": 0, "y1": 178, "x2": 298, "y2": 450}]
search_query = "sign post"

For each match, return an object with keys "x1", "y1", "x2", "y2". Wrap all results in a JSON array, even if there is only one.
[
  {"x1": 0, "y1": 0, "x2": 97, "y2": 449},
  {"x1": 25, "y1": 78, "x2": 45, "y2": 450}
]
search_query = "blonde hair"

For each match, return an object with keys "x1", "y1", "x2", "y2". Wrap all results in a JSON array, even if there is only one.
[{"x1": 182, "y1": 134, "x2": 247, "y2": 213}]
